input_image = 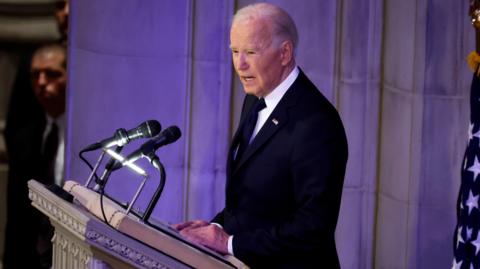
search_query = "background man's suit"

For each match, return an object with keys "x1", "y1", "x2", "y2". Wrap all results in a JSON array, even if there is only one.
[{"x1": 212, "y1": 69, "x2": 348, "y2": 268}]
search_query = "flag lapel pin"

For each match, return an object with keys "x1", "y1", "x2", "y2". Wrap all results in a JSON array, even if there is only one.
[{"x1": 272, "y1": 118, "x2": 279, "y2": 125}]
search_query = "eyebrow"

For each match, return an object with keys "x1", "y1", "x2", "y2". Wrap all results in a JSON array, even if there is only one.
[{"x1": 229, "y1": 45, "x2": 261, "y2": 51}]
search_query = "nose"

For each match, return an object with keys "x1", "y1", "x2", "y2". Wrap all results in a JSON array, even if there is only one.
[
  {"x1": 236, "y1": 53, "x2": 249, "y2": 71},
  {"x1": 37, "y1": 71, "x2": 48, "y2": 86}
]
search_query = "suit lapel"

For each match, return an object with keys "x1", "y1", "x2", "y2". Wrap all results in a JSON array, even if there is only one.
[
  {"x1": 232, "y1": 72, "x2": 304, "y2": 173},
  {"x1": 226, "y1": 96, "x2": 257, "y2": 178},
  {"x1": 232, "y1": 107, "x2": 289, "y2": 173}
]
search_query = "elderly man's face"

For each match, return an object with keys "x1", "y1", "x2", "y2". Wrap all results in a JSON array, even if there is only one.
[
  {"x1": 31, "y1": 50, "x2": 67, "y2": 118},
  {"x1": 230, "y1": 18, "x2": 286, "y2": 97}
]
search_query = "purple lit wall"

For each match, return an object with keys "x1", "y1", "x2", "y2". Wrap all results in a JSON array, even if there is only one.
[{"x1": 65, "y1": 0, "x2": 472, "y2": 268}]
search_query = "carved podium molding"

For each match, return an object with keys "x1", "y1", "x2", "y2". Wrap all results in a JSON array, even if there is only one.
[
  {"x1": 85, "y1": 231, "x2": 168, "y2": 269},
  {"x1": 29, "y1": 184, "x2": 93, "y2": 268}
]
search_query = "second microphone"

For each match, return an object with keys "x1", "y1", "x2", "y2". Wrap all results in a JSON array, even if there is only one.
[{"x1": 111, "y1": 126, "x2": 182, "y2": 171}]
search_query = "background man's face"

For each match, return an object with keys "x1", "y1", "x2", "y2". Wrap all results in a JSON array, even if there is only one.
[
  {"x1": 230, "y1": 18, "x2": 285, "y2": 97},
  {"x1": 31, "y1": 50, "x2": 66, "y2": 117}
]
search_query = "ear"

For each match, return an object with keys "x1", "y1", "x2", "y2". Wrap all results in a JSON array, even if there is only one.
[{"x1": 280, "y1": 40, "x2": 294, "y2": 66}]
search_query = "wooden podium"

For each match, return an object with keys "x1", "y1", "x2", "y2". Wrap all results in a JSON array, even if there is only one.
[{"x1": 27, "y1": 180, "x2": 248, "y2": 269}]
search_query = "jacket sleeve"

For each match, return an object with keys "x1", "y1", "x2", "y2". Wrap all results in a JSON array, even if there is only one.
[{"x1": 211, "y1": 208, "x2": 225, "y2": 226}]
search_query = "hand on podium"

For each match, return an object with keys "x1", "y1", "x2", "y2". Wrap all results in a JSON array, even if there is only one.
[{"x1": 173, "y1": 220, "x2": 230, "y2": 255}]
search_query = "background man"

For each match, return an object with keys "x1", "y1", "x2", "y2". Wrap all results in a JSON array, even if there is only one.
[
  {"x1": 3, "y1": 43, "x2": 66, "y2": 269},
  {"x1": 175, "y1": 3, "x2": 348, "y2": 268},
  {"x1": 2, "y1": 1, "x2": 68, "y2": 267}
]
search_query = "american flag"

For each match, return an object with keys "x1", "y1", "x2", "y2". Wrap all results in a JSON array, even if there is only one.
[{"x1": 453, "y1": 55, "x2": 480, "y2": 269}]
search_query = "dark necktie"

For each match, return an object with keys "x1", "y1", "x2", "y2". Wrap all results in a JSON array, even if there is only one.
[
  {"x1": 43, "y1": 122, "x2": 59, "y2": 184},
  {"x1": 235, "y1": 98, "x2": 266, "y2": 165}
]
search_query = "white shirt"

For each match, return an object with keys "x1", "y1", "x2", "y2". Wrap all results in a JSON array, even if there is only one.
[
  {"x1": 227, "y1": 66, "x2": 300, "y2": 255},
  {"x1": 43, "y1": 113, "x2": 65, "y2": 186}
]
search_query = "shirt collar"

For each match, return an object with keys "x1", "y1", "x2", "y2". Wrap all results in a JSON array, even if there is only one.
[
  {"x1": 263, "y1": 66, "x2": 299, "y2": 109},
  {"x1": 45, "y1": 112, "x2": 66, "y2": 130}
]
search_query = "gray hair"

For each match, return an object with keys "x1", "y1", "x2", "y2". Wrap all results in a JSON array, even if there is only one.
[{"x1": 232, "y1": 3, "x2": 299, "y2": 53}]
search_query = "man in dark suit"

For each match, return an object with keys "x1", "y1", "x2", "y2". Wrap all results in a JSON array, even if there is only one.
[
  {"x1": 2, "y1": 1, "x2": 68, "y2": 267},
  {"x1": 175, "y1": 3, "x2": 348, "y2": 268},
  {"x1": 3, "y1": 43, "x2": 67, "y2": 269}
]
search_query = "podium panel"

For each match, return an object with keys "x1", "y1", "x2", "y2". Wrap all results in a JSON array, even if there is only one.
[{"x1": 28, "y1": 180, "x2": 247, "y2": 269}]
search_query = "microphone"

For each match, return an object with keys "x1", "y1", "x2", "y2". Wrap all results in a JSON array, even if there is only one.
[
  {"x1": 111, "y1": 126, "x2": 181, "y2": 171},
  {"x1": 82, "y1": 120, "x2": 161, "y2": 152}
]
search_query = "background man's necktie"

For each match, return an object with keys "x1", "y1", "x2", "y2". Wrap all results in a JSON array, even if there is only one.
[
  {"x1": 42, "y1": 122, "x2": 58, "y2": 184},
  {"x1": 235, "y1": 98, "x2": 266, "y2": 166}
]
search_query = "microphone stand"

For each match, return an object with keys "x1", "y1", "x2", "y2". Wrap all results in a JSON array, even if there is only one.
[
  {"x1": 142, "y1": 152, "x2": 166, "y2": 223},
  {"x1": 80, "y1": 141, "x2": 168, "y2": 231},
  {"x1": 94, "y1": 145, "x2": 123, "y2": 192},
  {"x1": 83, "y1": 150, "x2": 106, "y2": 187}
]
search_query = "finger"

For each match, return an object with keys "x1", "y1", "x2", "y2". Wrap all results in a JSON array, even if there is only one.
[
  {"x1": 190, "y1": 220, "x2": 208, "y2": 227},
  {"x1": 172, "y1": 221, "x2": 192, "y2": 231},
  {"x1": 180, "y1": 229, "x2": 202, "y2": 245},
  {"x1": 186, "y1": 220, "x2": 209, "y2": 230}
]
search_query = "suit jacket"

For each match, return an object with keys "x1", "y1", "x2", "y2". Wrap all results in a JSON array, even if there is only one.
[{"x1": 212, "y1": 70, "x2": 348, "y2": 268}]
